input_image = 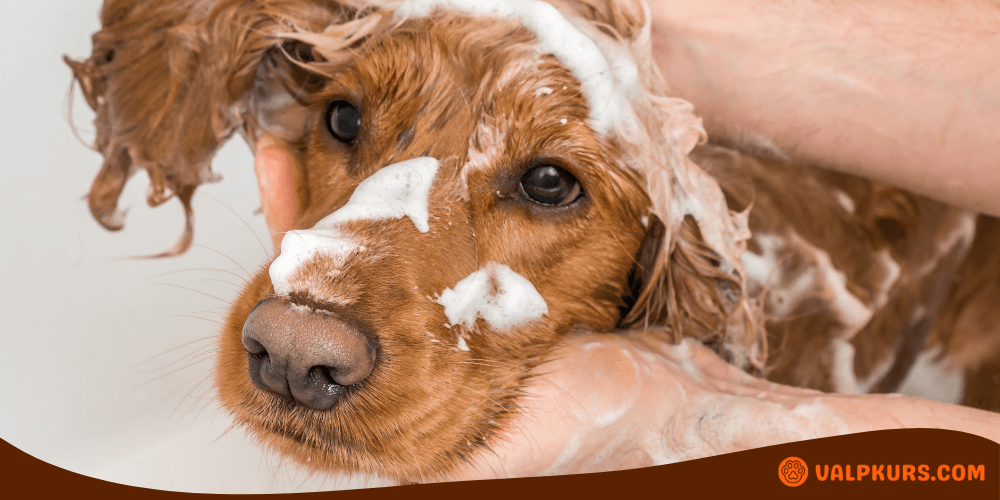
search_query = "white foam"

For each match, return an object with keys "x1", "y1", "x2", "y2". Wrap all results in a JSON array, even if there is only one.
[
  {"x1": 897, "y1": 348, "x2": 964, "y2": 404},
  {"x1": 395, "y1": 0, "x2": 638, "y2": 134},
  {"x1": 269, "y1": 157, "x2": 439, "y2": 294},
  {"x1": 828, "y1": 339, "x2": 860, "y2": 394},
  {"x1": 832, "y1": 190, "x2": 855, "y2": 214},
  {"x1": 742, "y1": 233, "x2": 873, "y2": 328},
  {"x1": 916, "y1": 212, "x2": 976, "y2": 277},
  {"x1": 436, "y1": 262, "x2": 548, "y2": 331},
  {"x1": 740, "y1": 233, "x2": 787, "y2": 301},
  {"x1": 319, "y1": 156, "x2": 439, "y2": 233},
  {"x1": 809, "y1": 240, "x2": 873, "y2": 331},
  {"x1": 269, "y1": 231, "x2": 363, "y2": 295},
  {"x1": 739, "y1": 235, "x2": 780, "y2": 287},
  {"x1": 870, "y1": 249, "x2": 901, "y2": 309},
  {"x1": 535, "y1": 86, "x2": 553, "y2": 96}
]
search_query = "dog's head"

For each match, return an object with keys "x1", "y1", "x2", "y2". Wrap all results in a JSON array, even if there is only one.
[{"x1": 68, "y1": 0, "x2": 764, "y2": 481}]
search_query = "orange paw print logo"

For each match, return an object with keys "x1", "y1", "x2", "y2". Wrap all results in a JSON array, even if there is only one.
[{"x1": 779, "y1": 457, "x2": 808, "y2": 487}]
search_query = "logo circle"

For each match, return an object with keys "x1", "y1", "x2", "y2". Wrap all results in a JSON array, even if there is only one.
[{"x1": 779, "y1": 457, "x2": 808, "y2": 487}]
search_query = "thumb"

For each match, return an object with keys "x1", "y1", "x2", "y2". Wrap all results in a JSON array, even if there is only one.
[{"x1": 253, "y1": 134, "x2": 299, "y2": 254}]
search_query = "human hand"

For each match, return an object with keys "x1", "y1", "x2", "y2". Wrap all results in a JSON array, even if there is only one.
[{"x1": 436, "y1": 331, "x2": 1000, "y2": 480}]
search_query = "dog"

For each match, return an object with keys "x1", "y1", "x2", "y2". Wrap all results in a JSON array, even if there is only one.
[{"x1": 67, "y1": 0, "x2": 1000, "y2": 483}]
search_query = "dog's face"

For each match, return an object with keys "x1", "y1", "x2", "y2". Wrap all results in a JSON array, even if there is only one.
[
  {"x1": 68, "y1": 0, "x2": 761, "y2": 482},
  {"x1": 216, "y1": 13, "x2": 651, "y2": 480}
]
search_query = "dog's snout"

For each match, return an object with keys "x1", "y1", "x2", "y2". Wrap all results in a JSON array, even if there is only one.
[{"x1": 241, "y1": 298, "x2": 375, "y2": 410}]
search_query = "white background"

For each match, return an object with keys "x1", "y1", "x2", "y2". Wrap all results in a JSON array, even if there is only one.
[{"x1": 0, "y1": 0, "x2": 960, "y2": 493}]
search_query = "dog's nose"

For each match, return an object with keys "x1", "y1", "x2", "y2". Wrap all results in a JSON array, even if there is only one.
[{"x1": 241, "y1": 298, "x2": 376, "y2": 410}]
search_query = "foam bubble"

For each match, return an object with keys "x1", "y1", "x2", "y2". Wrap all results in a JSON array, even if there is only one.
[{"x1": 437, "y1": 262, "x2": 548, "y2": 331}]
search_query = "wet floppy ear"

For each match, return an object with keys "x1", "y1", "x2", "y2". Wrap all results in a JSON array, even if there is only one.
[
  {"x1": 64, "y1": 1, "x2": 216, "y2": 256},
  {"x1": 617, "y1": 84, "x2": 767, "y2": 373},
  {"x1": 64, "y1": 0, "x2": 362, "y2": 256},
  {"x1": 623, "y1": 213, "x2": 767, "y2": 374}
]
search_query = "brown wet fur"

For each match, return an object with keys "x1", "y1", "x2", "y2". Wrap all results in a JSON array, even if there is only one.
[
  {"x1": 68, "y1": 0, "x2": 1000, "y2": 483},
  {"x1": 698, "y1": 145, "x2": 988, "y2": 394},
  {"x1": 930, "y1": 215, "x2": 1000, "y2": 410}
]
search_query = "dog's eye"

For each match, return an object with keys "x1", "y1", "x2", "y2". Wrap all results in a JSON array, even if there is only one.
[
  {"x1": 325, "y1": 101, "x2": 361, "y2": 144},
  {"x1": 519, "y1": 165, "x2": 583, "y2": 206}
]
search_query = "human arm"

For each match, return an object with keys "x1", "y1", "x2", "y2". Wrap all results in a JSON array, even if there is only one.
[{"x1": 647, "y1": 0, "x2": 1000, "y2": 216}]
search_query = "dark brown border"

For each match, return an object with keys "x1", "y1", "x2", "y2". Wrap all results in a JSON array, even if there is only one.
[{"x1": 2, "y1": 429, "x2": 997, "y2": 499}]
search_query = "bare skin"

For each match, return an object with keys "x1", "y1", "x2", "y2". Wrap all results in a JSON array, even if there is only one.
[
  {"x1": 439, "y1": 333, "x2": 1000, "y2": 480},
  {"x1": 253, "y1": 136, "x2": 298, "y2": 252},
  {"x1": 251, "y1": 138, "x2": 1000, "y2": 481},
  {"x1": 648, "y1": 0, "x2": 1000, "y2": 216}
]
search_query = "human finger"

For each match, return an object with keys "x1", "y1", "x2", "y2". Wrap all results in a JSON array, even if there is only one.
[{"x1": 253, "y1": 134, "x2": 298, "y2": 253}]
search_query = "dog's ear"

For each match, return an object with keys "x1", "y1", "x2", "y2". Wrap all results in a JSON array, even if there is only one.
[
  {"x1": 623, "y1": 212, "x2": 767, "y2": 373},
  {"x1": 65, "y1": 0, "x2": 375, "y2": 255},
  {"x1": 621, "y1": 108, "x2": 766, "y2": 373},
  {"x1": 558, "y1": 0, "x2": 768, "y2": 372}
]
